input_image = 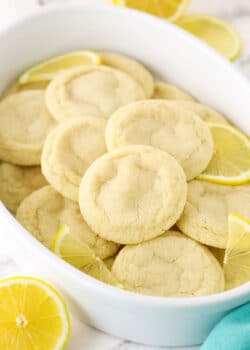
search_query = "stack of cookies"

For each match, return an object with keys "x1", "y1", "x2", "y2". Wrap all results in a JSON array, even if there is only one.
[{"x1": 0, "y1": 51, "x2": 249, "y2": 297}]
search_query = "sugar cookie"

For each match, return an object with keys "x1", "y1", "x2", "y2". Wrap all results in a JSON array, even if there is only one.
[
  {"x1": 106, "y1": 100, "x2": 214, "y2": 180},
  {"x1": 101, "y1": 52, "x2": 154, "y2": 98},
  {"x1": 79, "y1": 145, "x2": 187, "y2": 244},
  {"x1": 0, "y1": 162, "x2": 47, "y2": 213},
  {"x1": 112, "y1": 230, "x2": 224, "y2": 297},
  {"x1": 16, "y1": 185, "x2": 119, "y2": 259},
  {"x1": 0, "y1": 91, "x2": 56, "y2": 165},
  {"x1": 177, "y1": 180, "x2": 250, "y2": 248},
  {"x1": 46, "y1": 65, "x2": 146, "y2": 121},
  {"x1": 42, "y1": 117, "x2": 106, "y2": 201}
]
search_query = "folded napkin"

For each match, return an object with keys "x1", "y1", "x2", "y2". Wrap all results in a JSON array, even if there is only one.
[{"x1": 201, "y1": 302, "x2": 250, "y2": 350}]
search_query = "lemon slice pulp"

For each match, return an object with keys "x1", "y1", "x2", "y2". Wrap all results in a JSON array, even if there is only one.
[
  {"x1": 19, "y1": 51, "x2": 101, "y2": 84},
  {"x1": 113, "y1": 0, "x2": 191, "y2": 22},
  {"x1": 52, "y1": 225, "x2": 122, "y2": 288},
  {"x1": 224, "y1": 214, "x2": 250, "y2": 290},
  {"x1": 177, "y1": 14, "x2": 243, "y2": 61},
  {"x1": 198, "y1": 123, "x2": 250, "y2": 185},
  {"x1": 0, "y1": 276, "x2": 70, "y2": 350}
]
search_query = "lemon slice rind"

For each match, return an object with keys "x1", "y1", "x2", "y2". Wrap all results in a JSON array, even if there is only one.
[
  {"x1": 224, "y1": 213, "x2": 250, "y2": 290},
  {"x1": 113, "y1": 0, "x2": 191, "y2": 23},
  {"x1": 198, "y1": 122, "x2": 250, "y2": 185},
  {"x1": 19, "y1": 51, "x2": 101, "y2": 84},
  {"x1": 52, "y1": 225, "x2": 122, "y2": 288}
]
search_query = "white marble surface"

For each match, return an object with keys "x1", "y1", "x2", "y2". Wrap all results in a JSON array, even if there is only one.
[{"x1": 1, "y1": 0, "x2": 250, "y2": 349}]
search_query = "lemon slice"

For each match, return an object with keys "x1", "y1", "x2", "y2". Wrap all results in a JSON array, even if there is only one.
[
  {"x1": 52, "y1": 225, "x2": 122, "y2": 288},
  {"x1": 224, "y1": 214, "x2": 250, "y2": 290},
  {"x1": 113, "y1": 0, "x2": 191, "y2": 22},
  {"x1": 19, "y1": 51, "x2": 101, "y2": 84},
  {"x1": 0, "y1": 276, "x2": 70, "y2": 350},
  {"x1": 198, "y1": 123, "x2": 250, "y2": 185},
  {"x1": 177, "y1": 15, "x2": 243, "y2": 61}
]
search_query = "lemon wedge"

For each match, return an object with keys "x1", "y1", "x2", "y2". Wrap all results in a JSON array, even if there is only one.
[
  {"x1": 113, "y1": 0, "x2": 190, "y2": 22},
  {"x1": 19, "y1": 51, "x2": 101, "y2": 84},
  {"x1": 177, "y1": 14, "x2": 243, "y2": 61},
  {"x1": 198, "y1": 123, "x2": 250, "y2": 185},
  {"x1": 0, "y1": 276, "x2": 70, "y2": 350},
  {"x1": 224, "y1": 214, "x2": 250, "y2": 290},
  {"x1": 52, "y1": 225, "x2": 122, "y2": 288}
]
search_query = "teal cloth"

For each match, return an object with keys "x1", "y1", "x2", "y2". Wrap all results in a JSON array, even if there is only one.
[{"x1": 201, "y1": 302, "x2": 250, "y2": 350}]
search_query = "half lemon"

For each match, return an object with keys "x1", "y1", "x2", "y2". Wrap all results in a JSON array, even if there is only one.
[{"x1": 0, "y1": 276, "x2": 70, "y2": 350}]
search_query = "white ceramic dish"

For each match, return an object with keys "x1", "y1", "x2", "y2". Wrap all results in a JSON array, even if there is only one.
[{"x1": 0, "y1": 4, "x2": 250, "y2": 347}]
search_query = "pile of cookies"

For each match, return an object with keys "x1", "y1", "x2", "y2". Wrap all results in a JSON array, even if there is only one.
[{"x1": 0, "y1": 51, "x2": 249, "y2": 297}]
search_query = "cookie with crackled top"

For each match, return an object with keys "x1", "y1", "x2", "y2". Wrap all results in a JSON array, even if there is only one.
[
  {"x1": 42, "y1": 117, "x2": 107, "y2": 201},
  {"x1": 106, "y1": 100, "x2": 214, "y2": 180},
  {"x1": 0, "y1": 90, "x2": 56, "y2": 165},
  {"x1": 112, "y1": 230, "x2": 224, "y2": 297},
  {"x1": 177, "y1": 180, "x2": 250, "y2": 248},
  {"x1": 16, "y1": 185, "x2": 119, "y2": 259},
  {"x1": 46, "y1": 65, "x2": 146, "y2": 121},
  {"x1": 79, "y1": 145, "x2": 187, "y2": 244}
]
